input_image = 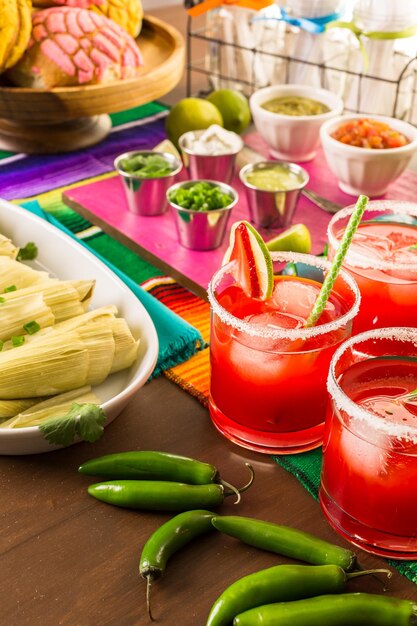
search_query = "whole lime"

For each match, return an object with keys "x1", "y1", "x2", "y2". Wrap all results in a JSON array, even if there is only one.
[
  {"x1": 165, "y1": 98, "x2": 224, "y2": 148},
  {"x1": 206, "y1": 89, "x2": 251, "y2": 134}
]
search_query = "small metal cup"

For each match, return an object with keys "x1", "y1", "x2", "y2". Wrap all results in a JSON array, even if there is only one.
[
  {"x1": 239, "y1": 161, "x2": 309, "y2": 229},
  {"x1": 179, "y1": 130, "x2": 243, "y2": 184},
  {"x1": 115, "y1": 150, "x2": 183, "y2": 216},
  {"x1": 167, "y1": 180, "x2": 238, "y2": 250}
]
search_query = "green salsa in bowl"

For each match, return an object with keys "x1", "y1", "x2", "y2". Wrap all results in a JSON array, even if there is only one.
[{"x1": 261, "y1": 95, "x2": 330, "y2": 117}]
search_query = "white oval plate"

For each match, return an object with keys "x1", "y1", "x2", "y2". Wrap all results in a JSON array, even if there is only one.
[{"x1": 0, "y1": 199, "x2": 159, "y2": 454}]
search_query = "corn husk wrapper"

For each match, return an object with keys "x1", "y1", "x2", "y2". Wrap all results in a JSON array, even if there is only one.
[
  {"x1": 108, "y1": 318, "x2": 140, "y2": 373},
  {"x1": 0, "y1": 257, "x2": 50, "y2": 291},
  {"x1": 3, "y1": 279, "x2": 95, "y2": 322},
  {"x1": 0, "y1": 305, "x2": 119, "y2": 352},
  {"x1": 0, "y1": 320, "x2": 122, "y2": 398},
  {"x1": 42, "y1": 313, "x2": 139, "y2": 373},
  {"x1": 0, "y1": 331, "x2": 90, "y2": 398},
  {"x1": 0, "y1": 386, "x2": 100, "y2": 428},
  {"x1": 0, "y1": 398, "x2": 40, "y2": 419},
  {"x1": 0, "y1": 234, "x2": 18, "y2": 259},
  {"x1": 77, "y1": 324, "x2": 115, "y2": 386},
  {"x1": 0, "y1": 292, "x2": 55, "y2": 342},
  {"x1": 1, "y1": 306, "x2": 139, "y2": 376}
]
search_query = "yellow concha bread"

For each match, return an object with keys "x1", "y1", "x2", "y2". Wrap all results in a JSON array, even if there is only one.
[
  {"x1": 0, "y1": 0, "x2": 33, "y2": 73},
  {"x1": 31, "y1": 0, "x2": 143, "y2": 37}
]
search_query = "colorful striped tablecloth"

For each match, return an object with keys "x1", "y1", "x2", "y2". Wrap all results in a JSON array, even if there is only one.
[{"x1": 2, "y1": 101, "x2": 416, "y2": 584}]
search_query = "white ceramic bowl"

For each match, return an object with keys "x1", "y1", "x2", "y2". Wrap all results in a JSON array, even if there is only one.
[
  {"x1": 250, "y1": 84, "x2": 344, "y2": 162},
  {"x1": 320, "y1": 114, "x2": 417, "y2": 197},
  {"x1": 0, "y1": 199, "x2": 159, "y2": 455}
]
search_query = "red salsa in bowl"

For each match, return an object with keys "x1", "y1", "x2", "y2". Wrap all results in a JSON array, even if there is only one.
[{"x1": 331, "y1": 118, "x2": 409, "y2": 149}]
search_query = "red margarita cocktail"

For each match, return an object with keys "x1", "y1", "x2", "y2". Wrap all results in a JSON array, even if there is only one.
[
  {"x1": 320, "y1": 328, "x2": 417, "y2": 559},
  {"x1": 207, "y1": 252, "x2": 360, "y2": 454},
  {"x1": 327, "y1": 201, "x2": 417, "y2": 333}
]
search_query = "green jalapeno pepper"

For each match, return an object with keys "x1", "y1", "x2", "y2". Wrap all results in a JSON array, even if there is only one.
[
  {"x1": 233, "y1": 593, "x2": 417, "y2": 625},
  {"x1": 79, "y1": 451, "x2": 219, "y2": 485},
  {"x1": 211, "y1": 515, "x2": 356, "y2": 571},
  {"x1": 140, "y1": 510, "x2": 216, "y2": 620},
  {"x1": 206, "y1": 564, "x2": 391, "y2": 626},
  {"x1": 87, "y1": 477, "x2": 255, "y2": 511}
]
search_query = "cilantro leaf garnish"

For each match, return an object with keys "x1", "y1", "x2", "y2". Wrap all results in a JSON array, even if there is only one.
[
  {"x1": 39, "y1": 403, "x2": 106, "y2": 446},
  {"x1": 17, "y1": 242, "x2": 38, "y2": 261}
]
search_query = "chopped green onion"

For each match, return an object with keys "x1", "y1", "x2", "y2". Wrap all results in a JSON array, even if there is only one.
[
  {"x1": 23, "y1": 320, "x2": 41, "y2": 335},
  {"x1": 0, "y1": 297, "x2": 4, "y2": 304},
  {"x1": 168, "y1": 182, "x2": 233, "y2": 211},
  {"x1": 0, "y1": 341, "x2": 3, "y2": 352},
  {"x1": 17, "y1": 242, "x2": 38, "y2": 261},
  {"x1": 4, "y1": 285, "x2": 17, "y2": 293},
  {"x1": 11, "y1": 335, "x2": 25, "y2": 347}
]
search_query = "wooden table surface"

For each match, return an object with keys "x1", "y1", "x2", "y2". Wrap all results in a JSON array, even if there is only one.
[
  {"x1": 1, "y1": 5, "x2": 416, "y2": 624},
  {"x1": 1, "y1": 375, "x2": 416, "y2": 626}
]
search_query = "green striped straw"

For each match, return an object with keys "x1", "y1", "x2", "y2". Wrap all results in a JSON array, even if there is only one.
[{"x1": 305, "y1": 194, "x2": 369, "y2": 328}]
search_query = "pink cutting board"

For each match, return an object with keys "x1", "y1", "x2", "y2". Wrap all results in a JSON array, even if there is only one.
[{"x1": 62, "y1": 134, "x2": 417, "y2": 299}]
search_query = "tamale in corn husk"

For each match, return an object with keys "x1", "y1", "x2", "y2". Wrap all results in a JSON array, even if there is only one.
[
  {"x1": 0, "y1": 386, "x2": 100, "y2": 428},
  {"x1": 0, "y1": 234, "x2": 18, "y2": 259},
  {"x1": 0, "y1": 305, "x2": 118, "y2": 352},
  {"x1": 0, "y1": 292, "x2": 55, "y2": 342},
  {"x1": 0, "y1": 331, "x2": 90, "y2": 398},
  {"x1": 0, "y1": 321, "x2": 120, "y2": 398},
  {"x1": 2, "y1": 279, "x2": 95, "y2": 322},
  {"x1": 1, "y1": 307, "x2": 139, "y2": 373},
  {"x1": 0, "y1": 257, "x2": 50, "y2": 291}
]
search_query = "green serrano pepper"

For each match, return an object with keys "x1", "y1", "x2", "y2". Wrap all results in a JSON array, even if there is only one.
[
  {"x1": 211, "y1": 515, "x2": 357, "y2": 571},
  {"x1": 79, "y1": 451, "x2": 220, "y2": 485},
  {"x1": 87, "y1": 477, "x2": 254, "y2": 511},
  {"x1": 233, "y1": 593, "x2": 417, "y2": 626},
  {"x1": 140, "y1": 510, "x2": 216, "y2": 620},
  {"x1": 206, "y1": 565, "x2": 391, "y2": 626}
]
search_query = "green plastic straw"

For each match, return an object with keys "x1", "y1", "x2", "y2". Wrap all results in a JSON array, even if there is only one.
[{"x1": 305, "y1": 194, "x2": 369, "y2": 328}]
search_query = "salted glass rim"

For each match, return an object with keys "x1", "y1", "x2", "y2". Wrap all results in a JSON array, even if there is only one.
[
  {"x1": 327, "y1": 201, "x2": 417, "y2": 272},
  {"x1": 207, "y1": 251, "x2": 360, "y2": 340},
  {"x1": 327, "y1": 327, "x2": 417, "y2": 442}
]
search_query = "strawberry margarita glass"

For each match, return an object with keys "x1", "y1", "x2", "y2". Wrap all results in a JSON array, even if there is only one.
[
  {"x1": 327, "y1": 201, "x2": 417, "y2": 333},
  {"x1": 207, "y1": 251, "x2": 360, "y2": 454},
  {"x1": 320, "y1": 328, "x2": 417, "y2": 559}
]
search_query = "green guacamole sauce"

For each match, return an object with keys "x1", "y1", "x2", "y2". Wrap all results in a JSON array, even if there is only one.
[
  {"x1": 245, "y1": 164, "x2": 303, "y2": 191},
  {"x1": 261, "y1": 96, "x2": 330, "y2": 116}
]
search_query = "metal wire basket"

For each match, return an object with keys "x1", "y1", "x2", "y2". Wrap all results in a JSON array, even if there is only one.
[{"x1": 186, "y1": 8, "x2": 417, "y2": 124}]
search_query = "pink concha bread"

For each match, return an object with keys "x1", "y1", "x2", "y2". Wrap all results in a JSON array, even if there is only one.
[{"x1": 7, "y1": 6, "x2": 143, "y2": 88}]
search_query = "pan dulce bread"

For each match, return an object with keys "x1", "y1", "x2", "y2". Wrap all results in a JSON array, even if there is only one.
[
  {"x1": 31, "y1": 0, "x2": 144, "y2": 38},
  {"x1": 7, "y1": 6, "x2": 143, "y2": 88},
  {"x1": 0, "y1": 0, "x2": 32, "y2": 73}
]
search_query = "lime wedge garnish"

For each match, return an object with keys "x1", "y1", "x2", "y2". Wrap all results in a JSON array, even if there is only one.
[
  {"x1": 223, "y1": 220, "x2": 273, "y2": 300},
  {"x1": 265, "y1": 223, "x2": 312, "y2": 254},
  {"x1": 153, "y1": 139, "x2": 181, "y2": 161}
]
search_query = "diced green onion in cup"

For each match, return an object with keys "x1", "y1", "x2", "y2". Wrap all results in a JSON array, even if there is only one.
[{"x1": 168, "y1": 182, "x2": 233, "y2": 211}]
